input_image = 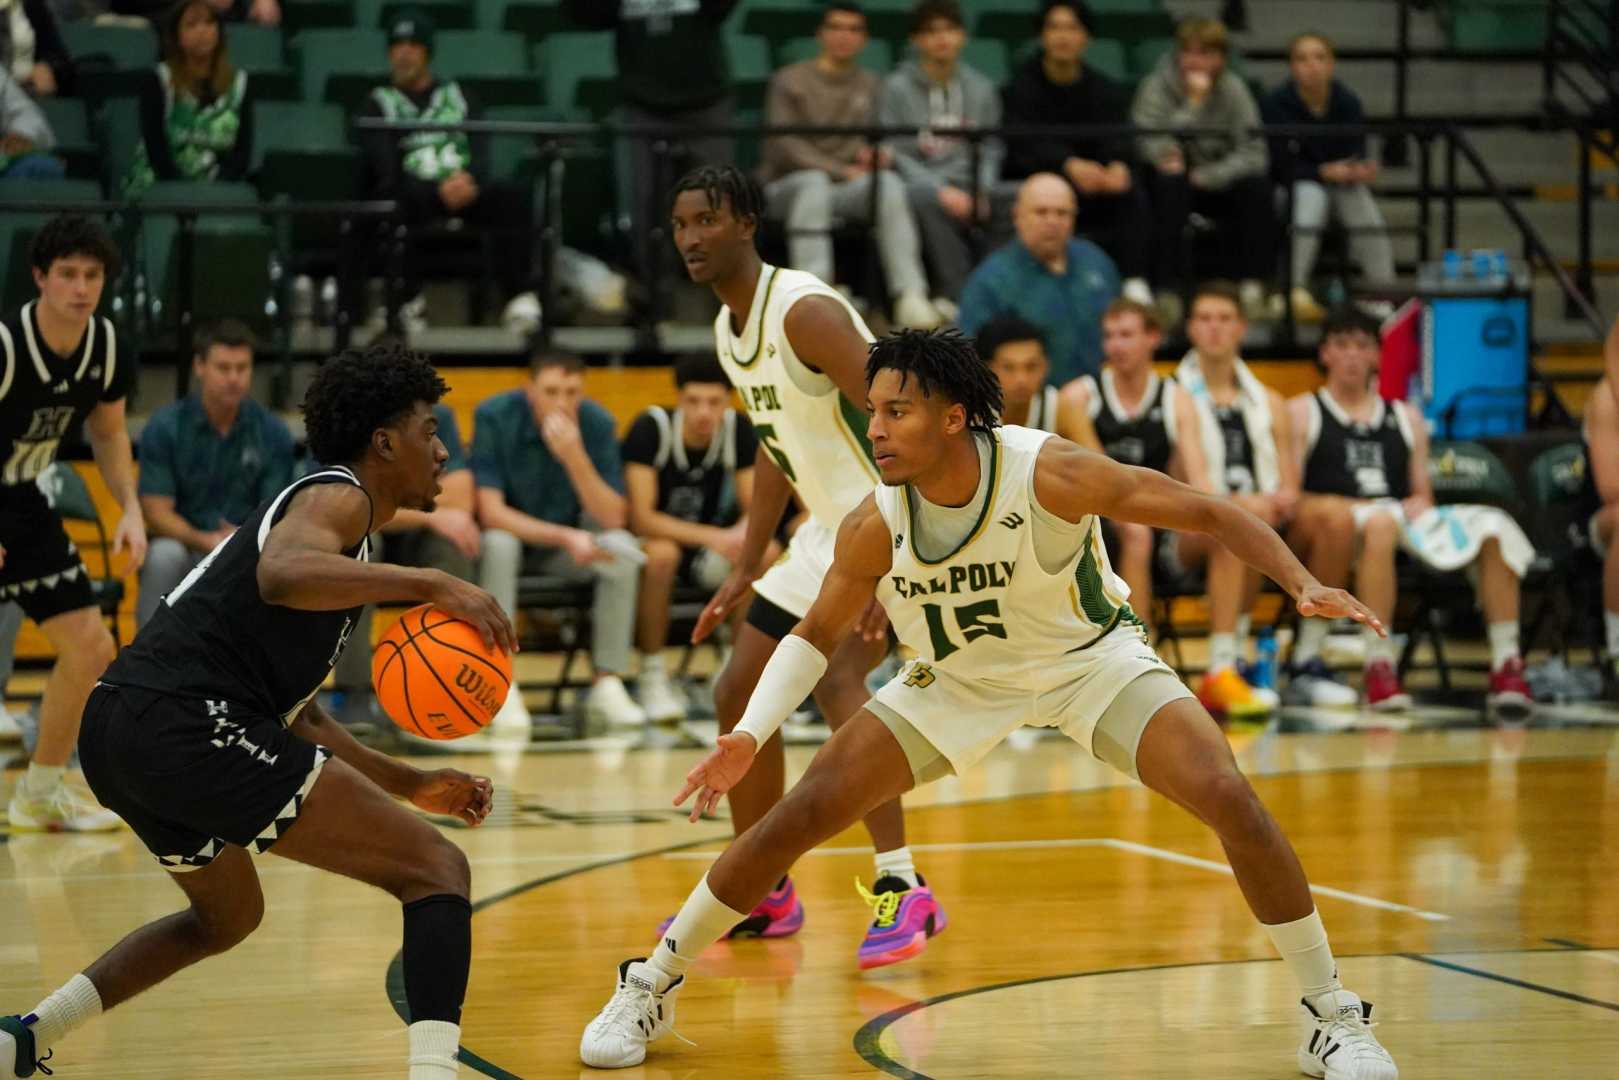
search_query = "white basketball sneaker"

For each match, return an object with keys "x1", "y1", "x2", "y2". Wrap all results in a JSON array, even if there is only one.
[
  {"x1": 588, "y1": 675, "x2": 647, "y2": 729},
  {"x1": 1298, "y1": 991, "x2": 1397, "y2": 1080},
  {"x1": 636, "y1": 667, "x2": 686, "y2": 724},
  {"x1": 579, "y1": 958, "x2": 686, "y2": 1069},
  {"x1": 7, "y1": 782, "x2": 121, "y2": 833}
]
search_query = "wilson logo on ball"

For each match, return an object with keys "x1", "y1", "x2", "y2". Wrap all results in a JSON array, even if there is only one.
[{"x1": 455, "y1": 664, "x2": 504, "y2": 715}]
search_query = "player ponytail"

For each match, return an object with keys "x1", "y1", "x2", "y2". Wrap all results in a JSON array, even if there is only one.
[{"x1": 867, "y1": 328, "x2": 1003, "y2": 434}]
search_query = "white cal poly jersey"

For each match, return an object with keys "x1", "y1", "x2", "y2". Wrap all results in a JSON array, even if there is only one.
[
  {"x1": 873, "y1": 424, "x2": 1143, "y2": 683},
  {"x1": 713, "y1": 264, "x2": 880, "y2": 528}
]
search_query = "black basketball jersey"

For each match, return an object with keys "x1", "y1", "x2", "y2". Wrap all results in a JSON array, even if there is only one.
[
  {"x1": 1080, "y1": 370, "x2": 1177, "y2": 473},
  {"x1": 1302, "y1": 389, "x2": 1412, "y2": 500},
  {"x1": 103, "y1": 468, "x2": 373, "y2": 722},
  {"x1": 0, "y1": 302, "x2": 130, "y2": 490},
  {"x1": 621, "y1": 405, "x2": 756, "y2": 526},
  {"x1": 1212, "y1": 403, "x2": 1257, "y2": 494}
]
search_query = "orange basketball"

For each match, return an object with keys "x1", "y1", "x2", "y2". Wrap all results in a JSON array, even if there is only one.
[{"x1": 372, "y1": 604, "x2": 513, "y2": 740}]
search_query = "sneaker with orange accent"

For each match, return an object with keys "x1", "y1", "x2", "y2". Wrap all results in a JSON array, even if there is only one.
[
  {"x1": 1362, "y1": 659, "x2": 1412, "y2": 711},
  {"x1": 1196, "y1": 665, "x2": 1274, "y2": 720},
  {"x1": 1486, "y1": 656, "x2": 1533, "y2": 719}
]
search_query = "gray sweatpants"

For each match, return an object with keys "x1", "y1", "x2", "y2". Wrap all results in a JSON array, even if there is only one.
[
  {"x1": 0, "y1": 602, "x2": 19, "y2": 700},
  {"x1": 764, "y1": 168, "x2": 929, "y2": 299},
  {"x1": 138, "y1": 537, "x2": 206, "y2": 629},
  {"x1": 479, "y1": 528, "x2": 639, "y2": 677},
  {"x1": 1289, "y1": 180, "x2": 1395, "y2": 287}
]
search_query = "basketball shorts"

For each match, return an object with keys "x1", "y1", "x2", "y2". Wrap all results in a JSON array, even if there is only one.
[
  {"x1": 750, "y1": 515, "x2": 836, "y2": 621},
  {"x1": 0, "y1": 484, "x2": 96, "y2": 622},
  {"x1": 865, "y1": 626, "x2": 1192, "y2": 780},
  {"x1": 78, "y1": 682, "x2": 328, "y2": 872}
]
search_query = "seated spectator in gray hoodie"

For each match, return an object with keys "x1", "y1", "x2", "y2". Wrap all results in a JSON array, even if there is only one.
[
  {"x1": 0, "y1": 66, "x2": 63, "y2": 180},
  {"x1": 878, "y1": 0, "x2": 1004, "y2": 304},
  {"x1": 1132, "y1": 16, "x2": 1274, "y2": 316}
]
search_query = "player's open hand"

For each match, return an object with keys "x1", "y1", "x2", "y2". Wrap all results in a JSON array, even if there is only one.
[
  {"x1": 693, "y1": 566, "x2": 758, "y2": 643},
  {"x1": 411, "y1": 768, "x2": 494, "y2": 827},
  {"x1": 429, "y1": 573, "x2": 519, "y2": 655},
  {"x1": 674, "y1": 732, "x2": 757, "y2": 822},
  {"x1": 1296, "y1": 582, "x2": 1386, "y2": 637},
  {"x1": 114, "y1": 509, "x2": 148, "y2": 571}
]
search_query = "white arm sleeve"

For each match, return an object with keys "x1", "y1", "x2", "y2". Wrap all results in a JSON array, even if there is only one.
[{"x1": 734, "y1": 634, "x2": 829, "y2": 747}]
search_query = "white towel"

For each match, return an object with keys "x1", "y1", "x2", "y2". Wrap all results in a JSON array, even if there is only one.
[
  {"x1": 1351, "y1": 500, "x2": 1535, "y2": 577},
  {"x1": 1174, "y1": 351, "x2": 1281, "y2": 494}
]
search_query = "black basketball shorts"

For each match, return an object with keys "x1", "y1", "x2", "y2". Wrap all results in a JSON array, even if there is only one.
[
  {"x1": 0, "y1": 485, "x2": 96, "y2": 622},
  {"x1": 78, "y1": 683, "x2": 329, "y2": 871}
]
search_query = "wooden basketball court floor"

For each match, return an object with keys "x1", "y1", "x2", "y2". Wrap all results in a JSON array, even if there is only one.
[{"x1": 4, "y1": 714, "x2": 1619, "y2": 1078}]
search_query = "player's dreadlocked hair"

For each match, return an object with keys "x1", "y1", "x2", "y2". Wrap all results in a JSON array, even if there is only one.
[
  {"x1": 670, "y1": 164, "x2": 765, "y2": 229},
  {"x1": 867, "y1": 329, "x2": 1003, "y2": 433},
  {"x1": 302, "y1": 339, "x2": 449, "y2": 465}
]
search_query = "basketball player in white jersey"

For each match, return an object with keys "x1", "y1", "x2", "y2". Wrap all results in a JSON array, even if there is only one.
[
  {"x1": 974, "y1": 315, "x2": 1098, "y2": 446},
  {"x1": 582, "y1": 329, "x2": 1398, "y2": 1080},
  {"x1": 663, "y1": 165, "x2": 946, "y2": 968}
]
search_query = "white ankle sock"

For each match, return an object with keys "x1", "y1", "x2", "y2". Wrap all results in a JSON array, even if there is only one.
[
  {"x1": 1364, "y1": 626, "x2": 1395, "y2": 665},
  {"x1": 25, "y1": 973, "x2": 102, "y2": 1048},
  {"x1": 1262, "y1": 909, "x2": 1342, "y2": 1003},
  {"x1": 640, "y1": 652, "x2": 665, "y2": 675},
  {"x1": 874, "y1": 846, "x2": 919, "y2": 888},
  {"x1": 649, "y1": 873, "x2": 748, "y2": 982},
  {"x1": 1293, "y1": 619, "x2": 1329, "y2": 666},
  {"x1": 1606, "y1": 611, "x2": 1619, "y2": 659},
  {"x1": 1235, "y1": 615, "x2": 1252, "y2": 656},
  {"x1": 1209, "y1": 633, "x2": 1240, "y2": 672},
  {"x1": 24, "y1": 763, "x2": 64, "y2": 797},
  {"x1": 407, "y1": 1020, "x2": 461, "y2": 1078},
  {"x1": 1487, "y1": 621, "x2": 1520, "y2": 669}
]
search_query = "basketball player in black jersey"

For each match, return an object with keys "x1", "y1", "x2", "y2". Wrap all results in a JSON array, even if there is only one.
[
  {"x1": 0, "y1": 215, "x2": 146, "y2": 833},
  {"x1": 1068, "y1": 298, "x2": 1212, "y2": 639},
  {"x1": 1, "y1": 343, "x2": 516, "y2": 1080}
]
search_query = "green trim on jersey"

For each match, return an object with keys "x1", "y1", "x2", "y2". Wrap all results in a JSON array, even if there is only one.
[
  {"x1": 902, "y1": 430, "x2": 1001, "y2": 567},
  {"x1": 836, "y1": 391, "x2": 879, "y2": 481},
  {"x1": 724, "y1": 267, "x2": 780, "y2": 370},
  {"x1": 1073, "y1": 525, "x2": 1145, "y2": 632},
  {"x1": 371, "y1": 82, "x2": 472, "y2": 182}
]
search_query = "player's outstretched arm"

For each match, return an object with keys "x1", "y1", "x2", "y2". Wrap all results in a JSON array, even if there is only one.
[
  {"x1": 1033, "y1": 438, "x2": 1385, "y2": 634},
  {"x1": 259, "y1": 483, "x2": 517, "y2": 652},
  {"x1": 675, "y1": 496, "x2": 894, "y2": 820},
  {"x1": 289, "y1": 699, "x2": 493, "y2": 827}
]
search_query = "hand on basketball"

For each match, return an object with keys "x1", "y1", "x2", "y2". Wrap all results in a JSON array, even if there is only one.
[
  {"x1": 693, "y1": 566, "x2": 758, "y2": 644},
  {"x1": 1296, "y1": 582, "x2": 1386, "y2": 637},
  {"x1": 675, "y1": 732, "x2": 757, "y2": 822},
  {"x1": 114, "y1": 509, "x2": 148, "y2": 571},
  {"x1": 428, "y1": 573, "x2": 519, "y2": 654},
  {"x1": 410, "y1": 768, "x2": 494, "y2": 827}
]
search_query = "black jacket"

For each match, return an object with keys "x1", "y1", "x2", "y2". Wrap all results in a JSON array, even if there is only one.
[
  {"x1": 1001, "y1": 54, "x2": 1132, "y2": 180},
  {"x1": 1259, "y1": 79, "x2": 1369, "y2": 184},
  {"x1": 562, "y1": 0, "x2": 739, "y2": 113}
]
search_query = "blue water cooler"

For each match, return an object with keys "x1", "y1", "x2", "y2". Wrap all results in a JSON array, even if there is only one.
[{"x1": 1416, "y1": 251, "x2": 1530, "y2": 437}]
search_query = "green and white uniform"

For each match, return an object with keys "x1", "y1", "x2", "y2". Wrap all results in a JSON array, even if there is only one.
[
  {"x1": 370, "y1": 81, "x2": 472, "y2": 182},
  {"x1": 714, "y1": 263, "x2": 879, "y2": 618},
  {"x1": 867, "y1": 424, "x2": 1189, "y2": 777},
  {"x1": 124, "y1": 65, "x2": 248, "y2": 196}
]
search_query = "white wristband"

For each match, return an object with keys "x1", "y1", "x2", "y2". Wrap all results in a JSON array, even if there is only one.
[{"x1": 734, "y1": 634, "x2": 829, "y2": 748}]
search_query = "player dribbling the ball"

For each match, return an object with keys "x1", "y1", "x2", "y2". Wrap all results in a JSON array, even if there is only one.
[{"x1": 2, "y1": 341, "x2": 517, "y2": 1080}]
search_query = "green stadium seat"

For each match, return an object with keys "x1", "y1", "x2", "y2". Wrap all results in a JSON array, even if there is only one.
[
  {"x1": 292, "y1": 28, "x2": 390, "y2": 112},
  {"x1": 0, "y1": 180, "x2": 106, "y2": 312},
  {"x1": 1085, "y1": 39, "x2": 1130, "y2": 82},
  {"x1": 733, "y1": 107, "x2": 764, "y2": 176},
  {"x1": 1093, "y1": 8, "x2": 1176, "y2": 45},
  {"x1": 225, "y1": 25, "x2": 298, "y2": 101},
  {"x1": 742, "y1": 5, "x2": 825, "y2": 46},
  {"x1": 95, "y1": 96, "x2": 142, "y2": 195},
  {"x1": 775, "y1": 37, "x2": 893, "y2": 75},
  {"x1": 253, "y1": 102, "x2": 360, "y2": 261},
  {"x1": 973, "y1": 9, "x2": 1042, "y2": 49},
  {"x1": 1130, "y1": 36, "x2": 1174, "y2": 79},
  {"x1": 435, "y1": 29, "x2": 538, "y2": 109},
  {"x1": 282, "y1": 0, "x2": 354, "y2": 34},
  {"x1": 962, "y1": 39, "x2": 1009, "y2": 85},
  {"x1": 489, "y1": 0, "x2": 567, "y2": 39},
  {"x1": 360, "y1": 0, "x2": 476, "y2": 32},
  {"x1": 729, "y1": 35, "x2": 774, "y2": 114},
  {"x1": 483, "y1": 103, "x2": 580, "y2": 183},
  {"x1": 37, "y1": 97, "x2": 97, "y2": 180},
  {"x1": 59, "y1": 22, "x2": 159, "y2": 100},
  {"x1": 539, "y1": 32, "x2": 615, "y2": 113},
  {"x1": 1449, "y1": 3, "x2": 1548, "y2": 50},
  {"x1": 136, "y1": 182, "x2": 274, "y2": 336}
]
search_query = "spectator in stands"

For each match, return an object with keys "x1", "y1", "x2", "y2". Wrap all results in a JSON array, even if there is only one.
[
  {"x1": 1171, "y1": 280, "x2": 1296, "y2": 719},
  {"x1": 1595, "y1": 321, "x2": 1619, "y2": 695},
  {"x1": 564, "y1": 0, "x2": 739, "y2": 302},
  {"x1": 1132, "y1": 16, "x2": 1274, "y2": 319},
  {"x1": 475, "y1": 352, "x2": 645, "y2": 731},
  {"x1": 958, "y1": 172, "x2": 1118, "y2": 384},
  {"x1": 110, "y1": 0, "x2": 279, "y2": 25},
  {"x1": 621, "y1": 355, "x2": 774, "y2": 724},
  {"x1": 1261, "y1": 32, "x2": 1395, "y2": 323},
  {"x1": 0, "y1": 66, "x2": 62, "y2": 179},
  {"x1": 977, "y1": 315, "x2": 1096, "y2": 444},
  {"x1": 359, "y1": 9, "x2": 540, "y2": 334},
  {"x1": 1066, "y1": 298, "x2": 1212, "y2": 638},
  {"x1": 1002, "y1": 0, "x2": 1153, "y2": 306},
  {"x1": 878, "y1": 0, "x2": 1003, "y2": 308},
  {"x1": 1284, "y1": 307, "x2": 1535, "y2": 714},
  {"x1": 326, "y1": 338, "x2": 481, "y2": 726},
  {"x1": 122, "y1": 0, "x2": 254, "y2": 196},
  {"x1": 134, "y1": 319, "x2": 295, "y2": 628},
  {"x1": 760, "y1": 2, "x2": 940, "y2": 330},
  {"x1": 1, "y1": 0, "x2": 72, "y2": 97}
]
